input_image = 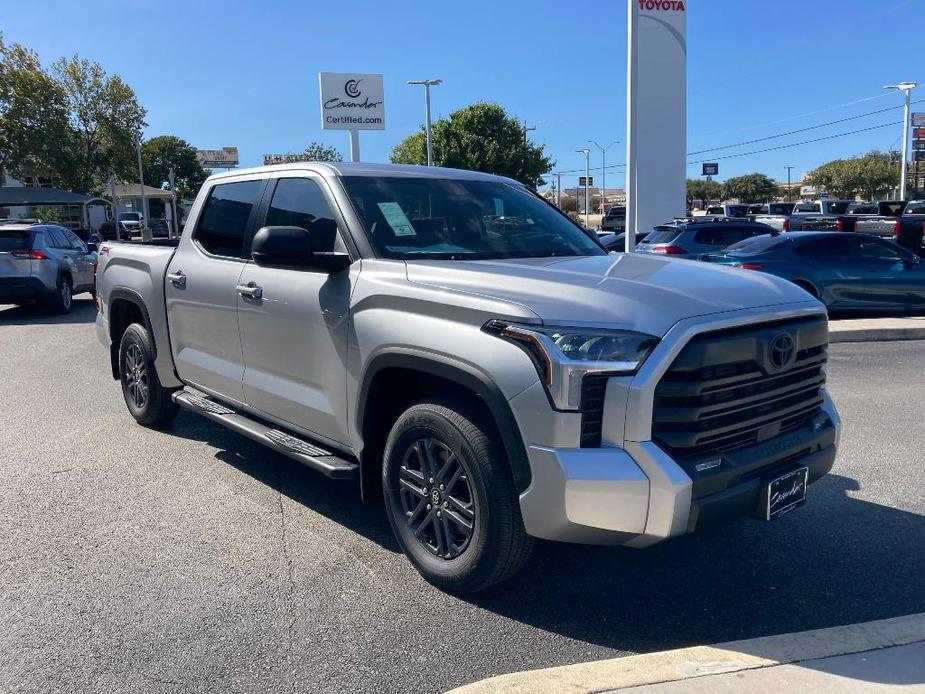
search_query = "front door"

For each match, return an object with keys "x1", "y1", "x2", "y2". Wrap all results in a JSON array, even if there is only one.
[
  {"x1": 237, "y1": 175, "x2": 355, "y2": 445},
  {"x1": 848, "y1": 236, "x2": 925, "y2": 307},
  {"x1": 165, "y1": 178, "x2": 265, "y2": 403}
]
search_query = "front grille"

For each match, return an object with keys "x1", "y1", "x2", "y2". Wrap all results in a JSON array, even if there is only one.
[
  {"x1": 580, "y1": 375, "x2": 608, "y2": 447},
  {"x1": 652, "y1": 317, "x2": 828, "y2": 458}
]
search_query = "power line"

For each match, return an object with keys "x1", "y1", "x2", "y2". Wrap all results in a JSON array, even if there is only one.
[
  {"x1": 685, "y1": 121, "x2": 901, "y2": 164},
  {"x1": 688, "y1": 99, "x2": 924, "y2": 156}
]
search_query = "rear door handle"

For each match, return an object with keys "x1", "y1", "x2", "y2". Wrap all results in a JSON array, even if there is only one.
[
  {"x1": 167, "y1": 270, "x2": 186, "y2": 288},
  {"x1": 236, "y1": 282, "x2": 262, "y2": 299}
]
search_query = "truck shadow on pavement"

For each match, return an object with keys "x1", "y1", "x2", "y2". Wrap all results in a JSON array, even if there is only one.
[
  {"x1": 163, "y1": 412, "x2": 925, "y2": 655},
  {"x1": 167, "y1": 411, "x2": 400, "y2": 552},
  {"x1": 0, "y1": 296, "x2": 97, "y2": 325},
  {"x1": 469, "y1": 472, "x2": 925, "y2": 653}
]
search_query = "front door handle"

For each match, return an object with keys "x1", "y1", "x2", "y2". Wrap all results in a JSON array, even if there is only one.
[
  {"x1": 236, "y1": 282, "x2": 262, "y2": 300},
  {"x1": 167, "y1": 270, "x2": 186, "y2": 288}
]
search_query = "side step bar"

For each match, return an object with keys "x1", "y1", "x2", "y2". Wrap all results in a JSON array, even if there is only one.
[{"x1": 173, "y1": 390, "x2": 358, "y2": 480}]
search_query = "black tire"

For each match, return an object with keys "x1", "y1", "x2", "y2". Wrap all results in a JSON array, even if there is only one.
[
  {"x1": 50, "y1": 275, "x2": 73, "y2": 314},
  {"x1": 792, "y1": 280, "x2": 819, "y2": 299},
  {"x1": 119, "y1": 323, "x2": 178, "y2": 427},
  {"x1": 382, "y1": 399, "x2": 533, "y2": 593}
]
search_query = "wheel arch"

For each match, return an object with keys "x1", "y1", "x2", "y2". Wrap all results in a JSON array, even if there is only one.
[
  {"x1": 107, "y1": 289, "x2": 155, "y2": 380},
  {"x1": 356, "y1": 351, "x2": 532, "y2": 504}
]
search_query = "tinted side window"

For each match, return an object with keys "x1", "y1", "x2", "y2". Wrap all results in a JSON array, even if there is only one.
[
  {"x1": 46, "y1": 227, "x2": 68, "y2": 248},
  {"x1": 796, "y1": 237, "x2": 853, "y2": 261},
  {"x1": 63, "y1": 229, "x2": 86, "y2": 251},
  {"x1": 194, "y1": 180, "x2": 262, "y2": 258},
  {"x1": 852, "y1": 238, "x2": 903, "y2": 263},
  {"x1": 266, "y1": 178, "x2": 340, "y2": 253}
]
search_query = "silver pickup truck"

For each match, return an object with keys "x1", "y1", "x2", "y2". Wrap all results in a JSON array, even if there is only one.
[
  {"x1": 95, "y1": 163, "x2": 841, "y2": 592},
  {"x1": 753, "y1": 199, "x2": 853, "y2": 232}
]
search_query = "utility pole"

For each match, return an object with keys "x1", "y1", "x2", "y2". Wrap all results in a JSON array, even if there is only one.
[
  {"x1": 785, "y1": 166, "x2": 795, "y2": 202},
  {"x1": 577, "y1": 148, "x2": 591, "y2": 228},
  {"x1": 523, "y1": 121, "x2": 536, "y2": 144},
  {"x1": 589, "y1": 139, "x2": 619, "y2": 214},
  {"x1": 884, "y1": 81, "x2": 917, "y2": 199},
  {"x1": 555, "y1": 172, "x2": 562, "y2": 208},
  {"x1": 408, "y1": 79, "x2": 442, "y2": 166}
]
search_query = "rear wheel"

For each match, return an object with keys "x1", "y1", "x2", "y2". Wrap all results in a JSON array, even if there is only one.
[
  {"x1": 50, "y1": 275, "x2": 73, "y2": 314},
  {"x1": 382, "y1": 399, "x2": 533, "y2": 593},
  {"x1": 119, "y1": 323, "x2": 178, "y2": 427}
]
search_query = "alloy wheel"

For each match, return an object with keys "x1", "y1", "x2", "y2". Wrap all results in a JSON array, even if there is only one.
[
  {"x1": 123, "y1": 343, "x2": 148, "y2": 409},
  {"x1": 61, "y1": 281, "x2": 71, "y2": 310},
  {"x1": 398, "y1": 437, "x2": 475, "y2": 559}
]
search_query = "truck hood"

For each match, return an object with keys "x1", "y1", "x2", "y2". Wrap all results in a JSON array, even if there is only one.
[{"x1": 405, "y1": 253, "x2": 817, "y2": 337}]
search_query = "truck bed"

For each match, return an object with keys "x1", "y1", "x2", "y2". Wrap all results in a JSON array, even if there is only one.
[{"x1": 96, "y1": 240, "x2": 180, "y2": 387}]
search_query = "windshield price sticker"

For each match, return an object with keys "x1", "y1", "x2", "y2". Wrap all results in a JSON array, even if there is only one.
[{"x1": 377, "y1": 202, "x2": 417, "y2": 236}]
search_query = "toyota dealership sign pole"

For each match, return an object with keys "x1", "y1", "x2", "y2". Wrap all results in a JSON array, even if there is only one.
[
  {"x1": 625, "y1": 0, "x2": 687, "y2": 253},
  {"x1": 319, "y1": 73, "x2": 386, "y2": 162}
]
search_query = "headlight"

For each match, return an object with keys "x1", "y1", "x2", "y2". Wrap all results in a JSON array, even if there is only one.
[{"x1": 484, "y1": 320, "x2": 659, "y2": 410}]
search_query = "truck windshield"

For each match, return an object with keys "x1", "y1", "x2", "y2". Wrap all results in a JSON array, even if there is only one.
[
  {"x1": 118, "y1": 213, "x2": 141, "y2": 221},
  {"x1": 341, "y1": 176, "x2": 605, "y2": 260}
]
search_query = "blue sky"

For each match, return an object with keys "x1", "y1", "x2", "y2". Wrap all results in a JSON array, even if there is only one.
[{"x1": 3, "y1": 0, "x2": 923, "y2": 191}]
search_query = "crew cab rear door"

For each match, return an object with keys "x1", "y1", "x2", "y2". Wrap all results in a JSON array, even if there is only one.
[
  {"x1": 236, "y1": 174, "x2": 355, "y2": 446},
  {"x1": 165, "y1": 177, "x2": 266, "y2": 403}
]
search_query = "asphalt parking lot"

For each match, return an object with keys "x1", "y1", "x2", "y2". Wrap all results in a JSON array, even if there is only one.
[{"x1": 1, "y1": 298, "x2": 924, "y2": 694}]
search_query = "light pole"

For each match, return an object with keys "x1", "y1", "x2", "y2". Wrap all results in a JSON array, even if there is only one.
[
  {"x1": 408, "y1": 79, "x2": 442, "y2": 166},
  {"x1": 555, "y1": 172, "x2": 562, "y2": 208},
  {"x1": 884, "y1": 81, "x2": 917, "y2": 199},
  {"x1": 785, "y1": 166, "x2": 795, "y2": 202},
  {"x1": 135, "y1": 133, "x2": 150, "y2": 241},
  {"x1": 523, "y1": 121, "x2": 536, "y2": 144},
  {"x1": 588, "y1": 139, "x2": 619, "y2": 213},
  {"x1": 577, "y1": 148, "x2": 591, "y2": 228}
]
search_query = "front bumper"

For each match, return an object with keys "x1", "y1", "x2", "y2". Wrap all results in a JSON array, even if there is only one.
[{"x1": 517, "y1": 389, "x2": 840, "y2": 545}]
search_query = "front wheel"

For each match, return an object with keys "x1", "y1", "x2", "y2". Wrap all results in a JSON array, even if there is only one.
[
  {"x1": 119, "y1": 323, "x2": 178, "y2": 427},
  {"x1": 382, "y1": 400, "x2": 533, "y2": 593}
]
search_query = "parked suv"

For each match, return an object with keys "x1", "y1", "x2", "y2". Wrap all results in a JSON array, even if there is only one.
[
  {"x1": 600, "y1": 205, "x2": 626, "y2": 232},
  {"x1": 95, "y1": 163, "x2": 841, "y2": 592},
  {"x1": 635, "y1": 218, "x2": 773, "y2": 259},
  {"x1": 0, "y1": 222, "x2": 97, "y2": 312}
]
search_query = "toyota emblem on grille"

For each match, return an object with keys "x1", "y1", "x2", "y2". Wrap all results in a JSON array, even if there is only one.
[{"x1": 769, "y1": 333, "x2": 795, "y2": 370}]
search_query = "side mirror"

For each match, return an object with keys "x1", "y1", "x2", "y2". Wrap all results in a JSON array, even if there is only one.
[
  {"x1": 251, "y1": 226, "x2": 351, "y2": 273},
  {"x1": 86, "y1": 242, "x2": 98, "y2": 253}
]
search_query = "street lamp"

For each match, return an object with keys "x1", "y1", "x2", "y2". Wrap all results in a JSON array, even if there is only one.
[
  {"x1": 577, "y1": 148, "x2": 591, "y2": 228},
  {"x1": 407, "y1": 79, "x2": 443, "y2": 166},
  {"x1": 785, "y1": 165, "x2": 795, "y2": 202},
  {"x1": 883, "y1": 81, "x2": 917, "y2": 199},
  {"x1": 588, "y1": 139, "x2": 620, "y2": 214}
]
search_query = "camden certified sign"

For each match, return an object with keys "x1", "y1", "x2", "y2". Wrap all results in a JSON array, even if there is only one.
[{"x1": 319, "y1": 72, "x2": 385, "y2": 131}]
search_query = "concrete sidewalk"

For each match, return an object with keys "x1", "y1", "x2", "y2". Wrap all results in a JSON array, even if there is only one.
[
  {"x1": 619, "y1": 641, "x2": 925, "y2": 693},
  {"x1": 449, "y1": 613, "x2": 925, "y2": 694},
  {"x1": 829, "y1": 316, "x2": 925, "y2": 343}
]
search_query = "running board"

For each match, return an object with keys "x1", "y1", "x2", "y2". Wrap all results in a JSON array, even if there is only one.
[{"x1": 173, "y1": 391, "x2": 358, "y2": 480}]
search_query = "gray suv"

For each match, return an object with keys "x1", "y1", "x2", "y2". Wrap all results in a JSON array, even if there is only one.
[
  {"x1": 635, "y1": 218, "x2": 774, "y2": 259},
  {"x1": 94, "y1": 163, "x2": 841, "y2": 592},
  {"x1": 0, "y1": 222, "x2": 97, "y2": 312}
]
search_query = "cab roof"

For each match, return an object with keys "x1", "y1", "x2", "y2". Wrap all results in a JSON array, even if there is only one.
[{"x1": 206, "y1": 161, "x2": 521, "y2": 186}]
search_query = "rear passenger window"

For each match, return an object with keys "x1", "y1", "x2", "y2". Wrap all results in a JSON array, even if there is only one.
[
  {"x1": 265, "y1": 178, "x2": 341, "y2": 253},
  {"x1": 796, "y1": 237, "x2": 852, "y2": 262},
  {"x1": 193, "y1": 180, "x2": 262, "y2": 258},
  {"x1": 46, "y1": 227, "x2": 68, "y2": 248}
]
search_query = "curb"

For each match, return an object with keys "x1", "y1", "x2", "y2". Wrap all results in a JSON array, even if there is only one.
[
  {"x1": 829, "y1": 327, "x2": 925, "y2": 343},
  {"x1": 828, "y1": 318, "x2": 925, "y2": 343},
  {"x1": 447, "y1": 613, "x2": 925, "y2": 694}
]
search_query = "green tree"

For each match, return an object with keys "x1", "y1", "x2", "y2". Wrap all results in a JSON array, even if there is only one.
[
  {"x1": 391, "y1": 102, "x2": 552, "y2": 188},
  {"x1": 686, "y1": 178, "x2": 723, "y2": 208},
  {"x1": 559, "y1": 196, "x2": 577, "y2": 212},
  {"x1": 302, "y1": 141, "x2": 343, "y2": 162},
  {"x1": 50, "y1": 55, "x2": 146, "y2": 192},
  {"x1": 722, "y1": 173, "x2": 777, "y2": 203},
  {"x1": 141, "y1": 135, "x2": 207, "y2": 199},
  {"x1": 804, "y1": 152, "x2": 898, "y2": 200},
  {"x1": 0, "y1": 35, "x2": 69, "y2": 186}
]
